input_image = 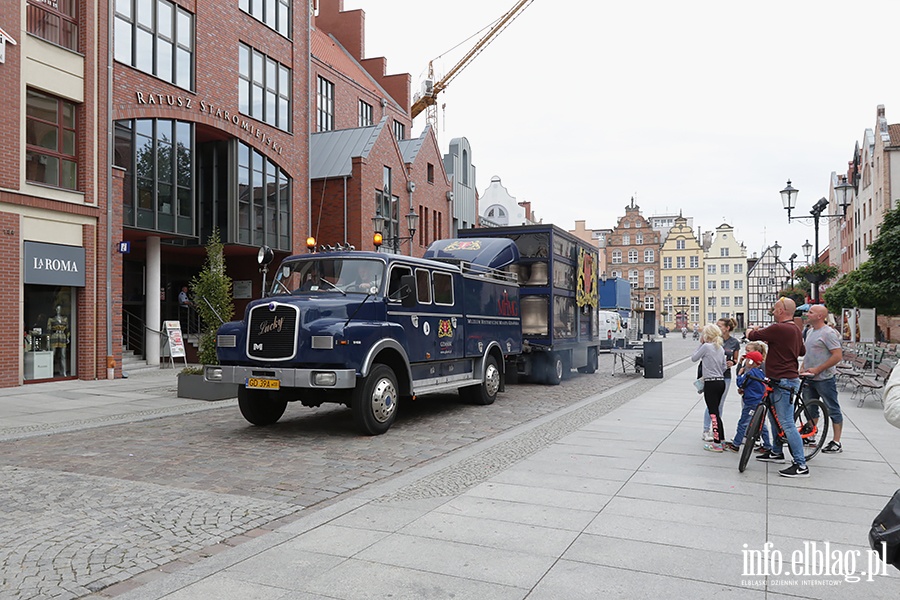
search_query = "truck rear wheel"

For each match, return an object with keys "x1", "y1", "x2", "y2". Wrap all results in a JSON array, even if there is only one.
[
  {"x1": 352, "y1": 364, "x2": 399, "y2": 435},
  {"x1": 543, "y1": 353, "x2": 563, "y2": 386},
  {"x1": 461, "y1": 355, "x2": 500, "y2": 405},
  {"x1": 238, "y1": 388, "x2": 287, "y2": 426}
]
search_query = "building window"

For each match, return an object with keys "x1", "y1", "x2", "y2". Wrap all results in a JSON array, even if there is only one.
[
  {"x1": 709, "y1": 297, "x2": 717, "y2": 307},
  {"x1": 636, "y1": 233, "x2": 643, "y2": 245},
  {"x1": 644, "y1": 269, "x2": 655, "y2": 287},
  {"x1": 27, "y1": 0, "x2": 79, "y2": 51},
  {"x1": 676, "y1": 239, "x2": 685, "y2": 250},
  {"x1": 735, "y1": 296, "x2": 743, "y2": 307},
  {"x1": 238, "y1": 141, "x2": 291, "y2": 249},
  {"x1": 676, "y1": 276, "x2": 685, "y2": 291},
  {"x1": 317, "y1": 76, "x2": 335, "y2": 132},
  {"x1": 721, "y1": 264, "x2": 729, "y2": 274},
  {"x1": 462, "y1": 150, "x2": 469, "y2": 185},
  {"x1": 611, "y1": 250, "x2": 622, "y2": 264},
  {"x1": 690, "y1": 275, "x2": 699, "y2": 290},
  {"x1": 622, "y1": 234, "x2": 630, "y2": 245},
  {"x1": 115, "y1": 0, "x2": 194, "y2": 90},
  {"x1": 721, "y1": 247, "x2": 730, "y2": 257},
  {"x1": 663, "y1": 276, "x2": 672, "y2": 291},
  {"x1": 708, "y1": 280, "x2": 717, "y2": 290},
  {"x1": 239, "y1": 0, "x2": 290, "y2": 37},
  {"x1": 721, "y1": 280, "x2": 730, "y2": 290},
  {"x1": 628, "y1": 249, "x2": 638, "y2": 263},
  {"x1": 644, "y1": 295, "x2": 655, "y2": 311},
  {"x1": 26, "y1": 90, "x2": 78, "y2": 191},
  {"x1": 707, "y1": 264, "x2": 716, "y2": 274},
  {"x1": 629, "y1": 270, "x2": 639, "y2": 287},
  {"x1": 722, "y1": 297, "x2": 730, "y2": 307},
  {"x1": 734, "y1": 279, "x2": 743, "y2": 290},
  {"x1": 663, "y1": 256, "x2": 672, "y2": 269},
  {"x1": 115, "y1": 118, "x2": 193, "y2": 234},
  {"x1": 393, "y1": 120, "x2": 406, "y2": 141},
  {"x1": 239, "y1": 44, "x2": 291, "y2": 132},
  {"x1": 734, "y1": 263, "x2": 743, "y2": 274},
  {"x1": 358, "y1": 100, "x2": 373, "y2": 127},
  {"x1": 427, "y1": 163, "x2": 435, "y2": 183},
  {"x1": 676, "y1": 256, "x2": 685, "y2": 269},
  {"x1": 644, "y1": 249, "x2": 654, "y2": 263},
  {"x1": 689, "y1": 255, "x2": 698, "y2": 268}
]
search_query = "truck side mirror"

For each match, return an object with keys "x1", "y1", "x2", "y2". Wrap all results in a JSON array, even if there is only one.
[{"x1": 399, "y1": 274, "x2": 416, "y2": 308}]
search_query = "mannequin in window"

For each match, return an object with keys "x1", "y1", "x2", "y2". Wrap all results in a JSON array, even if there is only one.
[{"x1": 48, "y1": 305, "x2": 69, "y2": 377}]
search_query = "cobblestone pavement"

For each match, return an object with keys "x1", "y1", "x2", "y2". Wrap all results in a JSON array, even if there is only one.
[{"x1": 1, "y1": 339, "x2": 696, "y2": 599}]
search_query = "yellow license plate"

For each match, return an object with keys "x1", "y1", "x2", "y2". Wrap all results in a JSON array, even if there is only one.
[{"x1": 246, "y1": 377, "x2": 280, "y2": 390}]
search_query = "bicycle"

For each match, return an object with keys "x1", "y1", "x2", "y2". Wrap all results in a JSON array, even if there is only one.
[{"x1": 738, "y1": 376, "x2": 829, "y2": 472}]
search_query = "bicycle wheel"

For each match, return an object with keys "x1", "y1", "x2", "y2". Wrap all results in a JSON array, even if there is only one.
[
  {"x1": 795, "y1": 398, "x2": 829, "y2": 461},
  {"x1": 739, "y1": 404, "x2": 767, "y2": 473}
]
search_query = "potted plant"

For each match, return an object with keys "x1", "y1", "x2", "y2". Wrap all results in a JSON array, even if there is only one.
[
  {"x1": 177, "y1": 229, "x2": 239, "y2": 400},
  {"x1": 794, "y1": 262, "x2": 839, "y2": 285}
]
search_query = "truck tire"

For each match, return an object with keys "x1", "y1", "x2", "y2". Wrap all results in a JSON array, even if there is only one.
[
  {"x1": 544, "y1": 353, "x2": 563, "y2": 386},
  {"x1": 461, "y1": 355, "x2": 500, "y2": 405},
  {"x1": 238, "y1": 388, "x2": 287, "y2": 426},
  {"x1": 577, "y1": 348, "x2": 599, "y2": 374},
  {"x1": 352, "y1": 364, "x2": 399, "y2": 435}
]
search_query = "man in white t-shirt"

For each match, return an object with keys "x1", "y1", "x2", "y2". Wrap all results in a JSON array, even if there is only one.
[{"x1": 799, "y1": 305, "x2": 844, "y2": 453}]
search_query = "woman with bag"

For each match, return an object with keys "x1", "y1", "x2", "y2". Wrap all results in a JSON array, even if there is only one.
[
  {"x1": 692, "y1": 323, "x2": 728, "y2": 452},
  {"x1": 702, "y1": 317, "x2": 740, "y2": 440}
]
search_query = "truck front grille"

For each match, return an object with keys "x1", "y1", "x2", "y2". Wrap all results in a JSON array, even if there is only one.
[{"x1": 247, "y1": 303, "x2": 299, "y2": 360}]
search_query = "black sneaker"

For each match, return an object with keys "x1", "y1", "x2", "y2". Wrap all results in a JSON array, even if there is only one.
[
  {"x1": 802, "y1": 437, "x2": 816, "y2": 446},
  {"x1": 822, "y1": 441, "x2": 843, "y2": 453},
  {"x1": 779, "y1": 463, "x2": 810, "y2": 478},
  {"x1": 756, "y1": 450, "x2": 786, "y2": 462}
]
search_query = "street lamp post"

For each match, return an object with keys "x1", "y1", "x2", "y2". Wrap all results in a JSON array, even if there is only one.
[
  {"x1": 372, "y1": 202, "x2": 419, "y2": 254},
  {"x1": 788, "y1": 253, "x2": 797, "y2": 286},
  {"x1": 779, "y1": 179, "x2": 851, "y2": 303}
]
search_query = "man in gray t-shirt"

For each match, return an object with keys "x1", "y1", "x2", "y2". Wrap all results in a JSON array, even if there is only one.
[{"x1": 800, "y1": 305, "x2": 844, "y2": 452}]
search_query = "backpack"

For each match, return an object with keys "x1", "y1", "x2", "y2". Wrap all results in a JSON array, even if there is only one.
[{"x1": 869, "y1": 489, "x2": 900, "y2": 570}]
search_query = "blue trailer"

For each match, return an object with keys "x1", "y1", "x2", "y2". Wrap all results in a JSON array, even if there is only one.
[
  {"x1": 453, "y1": 224, "x2": 601, "y2": 384},
  {"x1": 205, "y1": 241, "x2": 522, "y2": 435}
]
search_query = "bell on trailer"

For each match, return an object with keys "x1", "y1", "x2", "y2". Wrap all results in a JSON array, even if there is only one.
[
  {"x1": 508, "y1": 263, "x2": 529, "y2": 284},
  {"x1": 521, "y1": 296, "x2": 548, "y2": 335},
  {"x1": 525, "y1": 261, "x2": 548, "y2": 286}
]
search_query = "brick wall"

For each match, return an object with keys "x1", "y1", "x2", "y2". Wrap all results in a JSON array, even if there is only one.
[{"x1": 0, "y1": 212, "x2": 21, "y2": 387}]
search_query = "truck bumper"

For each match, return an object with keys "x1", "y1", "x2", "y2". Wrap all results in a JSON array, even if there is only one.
[{"x1": 204, "y1": 365, "x2": 357, "y2": 389}]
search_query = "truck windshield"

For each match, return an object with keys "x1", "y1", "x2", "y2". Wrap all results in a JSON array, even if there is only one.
[{"x1": 272, "y1": 258, "x2": 384, "y2": 295}]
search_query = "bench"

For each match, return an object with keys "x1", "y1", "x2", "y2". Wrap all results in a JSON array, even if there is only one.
[
  {"x1": 836, "y1": 354, "x2": 870, "y2": 390},
  {"x1": 852, "y1": 362, "x2": 895, "y2": 407}
]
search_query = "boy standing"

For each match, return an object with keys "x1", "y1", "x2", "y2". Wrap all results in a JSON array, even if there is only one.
[{"x1": 724, "y1": 350, "x2": 771, "y2": 452}]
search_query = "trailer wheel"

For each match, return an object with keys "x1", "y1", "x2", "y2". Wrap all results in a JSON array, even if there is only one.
[
  {"x1": 462, "y1": 355, "x2": 500, "y2": 405},
  {"x1": 352, "y1": 364, "x2": 399, "y2": 435},
  {"x1": 577, "y1": 348, "x2": 599, "y2": 374},
  {"x1": 238, "y1": 388, "x2": 287, "y2": 426},
  {"x1": 544, "y1": 353, "x2": 563, "y2": 386}
]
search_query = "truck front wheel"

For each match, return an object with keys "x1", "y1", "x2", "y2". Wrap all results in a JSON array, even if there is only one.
[
  {"x1": 461, "y1": 355, "x2": 500, "y2": 405},
  {"x1": 238, "y1": 388, "x2": 287, "y2": 426},
  {"x1": 352, "y1": 364, "x2": 399, "y2": 435}
]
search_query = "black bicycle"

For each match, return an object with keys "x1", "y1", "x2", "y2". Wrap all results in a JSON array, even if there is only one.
[{"x1": 738, "y1": 376, "x2": 829, "y2": 472}]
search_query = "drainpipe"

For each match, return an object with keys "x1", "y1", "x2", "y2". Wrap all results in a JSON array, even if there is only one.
[
  {"x1": 343, "y1": 175, "x2": 347, "y2": 243},
  {"x1": 106, "y1": 0, "x2": 115, "y2": 378}
]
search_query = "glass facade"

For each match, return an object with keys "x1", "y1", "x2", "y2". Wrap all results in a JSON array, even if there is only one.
[
  {"x1": 237, "y1": 142, "x2": 291, "y2": 249},
  {"x1": 239, "y1": 43, "x2": 292, "y2": 132},
  {"x1": 115, "y1": 119, "x2": 194, "y2": 235}
]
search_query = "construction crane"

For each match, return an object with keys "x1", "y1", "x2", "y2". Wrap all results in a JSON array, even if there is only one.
[{"x1": 410, "y1": 0, "x2": 534, "y2": 129}]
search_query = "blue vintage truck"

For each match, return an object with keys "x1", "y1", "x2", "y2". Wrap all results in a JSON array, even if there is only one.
[
  {"x1": 204, "y1": 238, "x2": 522, "y2": 435},
  {"x1": 454, "y1": 224, "x2": 602, "y2": 383}
]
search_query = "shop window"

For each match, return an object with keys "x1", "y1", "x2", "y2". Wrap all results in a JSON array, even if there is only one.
[
  {"x1": 24, "y1": 286, "x2": 75, "y2": 380},
  {"x1": 26, "y1": 89, "x2": 78, "y2": 190}
]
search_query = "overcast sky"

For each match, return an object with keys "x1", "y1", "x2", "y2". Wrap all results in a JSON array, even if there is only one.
[{"x1": 342, "y1": 0, "x2": 900, "y2": 260}]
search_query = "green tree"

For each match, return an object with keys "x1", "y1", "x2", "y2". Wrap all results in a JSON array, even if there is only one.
[
  {"x1": 823, "y1": 205, "x2": 900, "y2": 316},
  {"x1": 190, "y1": 229, "x2": 233, "y2": 365}
]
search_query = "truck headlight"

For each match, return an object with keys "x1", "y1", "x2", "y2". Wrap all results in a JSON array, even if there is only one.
[
  {"x1": 313, "y1": 371, "x2": 337, "y2": 386},
  {"x1": 205, "y1": 367, "x2": 223, "y2": 381}
]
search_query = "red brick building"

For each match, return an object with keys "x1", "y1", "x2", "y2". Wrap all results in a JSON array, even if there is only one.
[
  {"x1": 607, "y1": 199, "x2": 661, "y2": 314},
  {"x1": 0, "y1": 0, "x2": 446, "y2": 386}
]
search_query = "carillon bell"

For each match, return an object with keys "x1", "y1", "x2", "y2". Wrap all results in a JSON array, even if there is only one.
[
  {"x1": 521, "y1": 296, "x2": 548, "y2": 335},
  {"x1": 525, "y1": 261, "x2": 548, "y2": 286}
]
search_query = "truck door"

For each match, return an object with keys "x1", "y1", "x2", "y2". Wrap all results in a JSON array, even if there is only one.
[{"x1": 386, "y1": 264, "x2": 430, "y2": 363}]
